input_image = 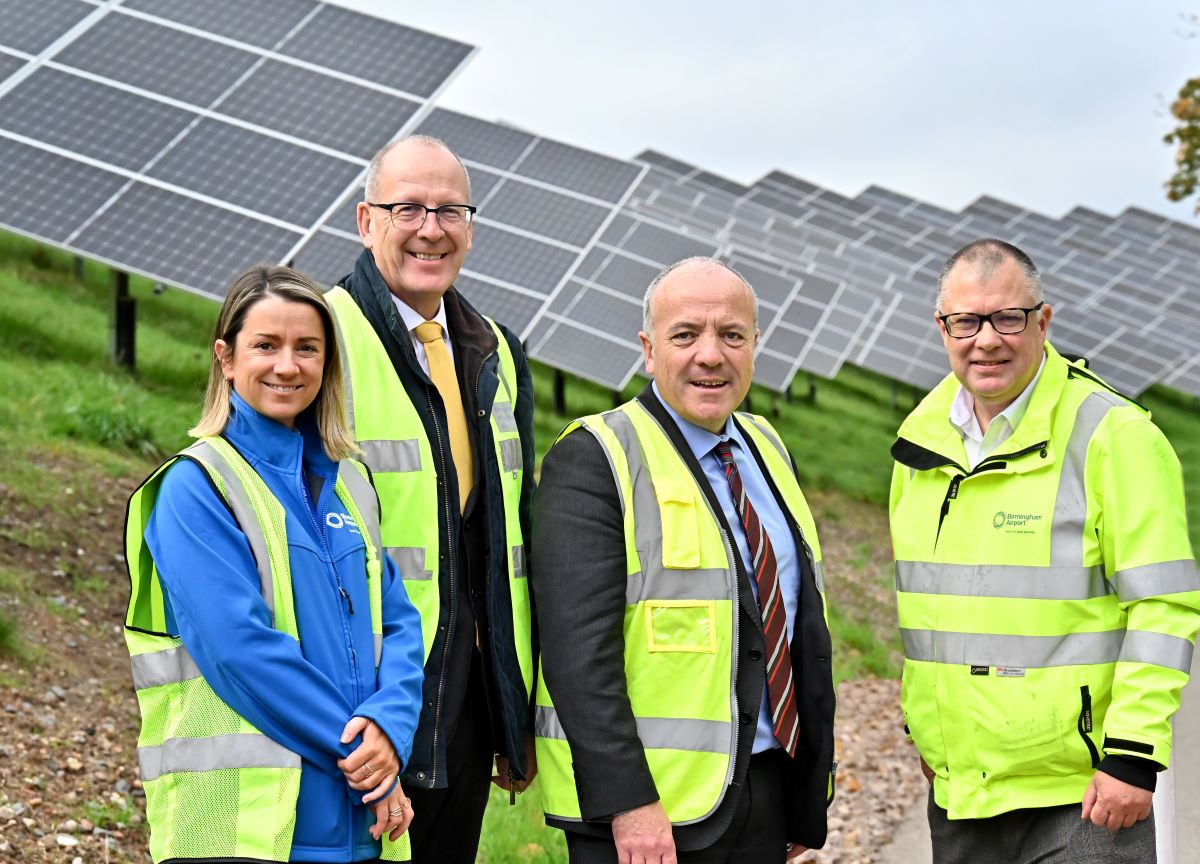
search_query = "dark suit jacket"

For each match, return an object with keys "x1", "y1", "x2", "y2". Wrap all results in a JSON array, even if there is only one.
[{"x1": 531, "y1": 388, "x2": 835, "y2": 851}]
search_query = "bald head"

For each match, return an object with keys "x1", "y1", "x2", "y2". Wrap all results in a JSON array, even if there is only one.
[
  {"x1": 643, "y1": 257, "x2": 757, "y2": 336},
  {"x1": 364, "y1": 135, "x2": 472, "y2": 203}
]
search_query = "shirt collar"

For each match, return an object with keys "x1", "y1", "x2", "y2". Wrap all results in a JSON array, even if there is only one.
[
  {"x1": 390, "y1": 292, "x2": 450, "y2": 339},
  {"x1": 651, "y1": 382, "x2": 746, "y2": 460},
  {"x1": 949, "y1": 351, "x2": 1047, "y2": 441}
]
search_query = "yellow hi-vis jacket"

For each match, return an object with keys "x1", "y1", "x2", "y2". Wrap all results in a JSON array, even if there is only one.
[
  {"x1": 890, "y1": 342, "x2": 1200, "y2": 820},
  {"x1": 535, "y1": 399, "x2": 834, "y2": 825},
  {"x1": 124, "y1": 436, "x2": 408, "y2": 861},
  {"x1": 324, "y1": 286, "x2": 530, "y2": 684}
]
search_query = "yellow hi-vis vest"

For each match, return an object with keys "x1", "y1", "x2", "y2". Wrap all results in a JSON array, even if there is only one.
[
  {"x1": 124, "y1": 435, "x2": 409, "y2": 862},
  {"x1": 890, "y1": 343, "x2": 1200, "y2": 820},
  {"x1": 535, "y1": 400, "x2": 829, "y2": 824},
  {"x1": 324, "y1": 286, "x2": 531, "y2": 694}
]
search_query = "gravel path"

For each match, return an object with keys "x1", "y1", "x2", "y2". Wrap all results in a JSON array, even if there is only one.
[{"x1": 798, "y1": 678, "x2": 927, "y2": 864}]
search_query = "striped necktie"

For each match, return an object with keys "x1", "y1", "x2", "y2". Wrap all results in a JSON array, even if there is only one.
[
  {"x1": 714, "y1": 439, "x2": 799, "y2": 757},
  {"x1": 413, "y1": 321, "x2": 473, "y2": 513}
]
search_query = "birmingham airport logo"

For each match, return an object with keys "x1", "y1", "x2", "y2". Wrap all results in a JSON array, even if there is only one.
[{"x1": 993, "y1": 511, "x2": 1044, "y2": 529}]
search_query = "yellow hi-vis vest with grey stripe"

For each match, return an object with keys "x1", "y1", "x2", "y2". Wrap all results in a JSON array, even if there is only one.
[
  {"x1": 890, "y1": 343, "x2": 1200, "y2": 821},
  {"x1": 324, "y1": 286, "x2": 532, "y2": 693},
  {"x1": 535, "y1": 400, "x2": 828, "y2": 824},
  {"x1": 124, "y1": 435, "x2": 409, "y2": 862}
]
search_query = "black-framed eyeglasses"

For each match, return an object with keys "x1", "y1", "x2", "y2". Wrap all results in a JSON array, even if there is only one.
[
  {"x1": 937, "y1": 302, "x2": 1044, "y2": 339},
  {"x1": 368, "y1": 202, "x2": 476, "y2": 231}
]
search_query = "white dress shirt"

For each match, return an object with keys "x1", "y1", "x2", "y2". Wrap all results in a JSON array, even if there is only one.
[
  {"x1": 948, "y1": 353, "x2": 1046, "y2": 469},
  {"x1": 389, "y1": 293, "x2": 454, "y2": 376}
]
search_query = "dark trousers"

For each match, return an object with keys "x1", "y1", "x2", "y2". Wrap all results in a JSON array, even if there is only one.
[
  {"x1": 565, "y1": 748, "x2": 790, "y2": 864},
  {"x1": 927, "y1": 788, "x2": 1157, "y2": 864},
  {"x1": 405, "y1": 670, "x2": 494, "y2": 864}
]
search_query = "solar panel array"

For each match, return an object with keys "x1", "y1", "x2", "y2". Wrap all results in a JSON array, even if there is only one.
[
  {"x1": 0, "y1": 0, "x2": 472, "y2": 297},
  {"x1": 1, "y1": 0, "x2": 1197, "y2": 399}
]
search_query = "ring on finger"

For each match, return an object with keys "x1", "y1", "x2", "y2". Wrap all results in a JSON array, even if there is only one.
[{"x1": 361, "y1": 762, "x2": 376, "y2": 777}]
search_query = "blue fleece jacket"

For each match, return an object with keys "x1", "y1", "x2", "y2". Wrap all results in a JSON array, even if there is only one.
[{"x1": 145, "y1": 392, "x2": 425, "y2": 862}]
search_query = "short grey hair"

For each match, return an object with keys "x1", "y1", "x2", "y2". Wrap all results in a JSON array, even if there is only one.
[
  {"x1": 363, "y1": 134, "x2": 472, "y2": 202},
  {"x1": 936, "y1": 238, "x2": 1042, "y2": 311},
  {"x1": 642, "y1": 256, "x2": 758, "y2": 335}
]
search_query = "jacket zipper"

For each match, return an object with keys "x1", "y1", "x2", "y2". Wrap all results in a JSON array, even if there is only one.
[
  {"x1": 301, "y1": 469, "x2": 360, "y2": 851},
  {"x1": 426, "y1": 385, "x2": 453, "y2": 789},
  {"x1": 719, "y1": 528, "x2": 740, "y2": 792},
  {"x1": 933, "y1": 440, "x2": 1049, "y2": 545},
  {"x1": 1078, "y1": 685, "x2": 1100, "y2": 768},
  {"x1": 301, "y1": 474, "x2": 360, "y2": 693}
]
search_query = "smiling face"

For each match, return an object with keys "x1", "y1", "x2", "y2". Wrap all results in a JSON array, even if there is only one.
[
  {"x1": 357, "y1": 139, "x2": 472, "y2": 319},
  {"x1": 937, "y1": 256, "x2": 1051, "y2": 424},
  {"x1": 639, "y1": 262, "x2": 759, "y2": 433},
  {"x1": 216, "y1": 295, "x2": 325, "y2": 428}
]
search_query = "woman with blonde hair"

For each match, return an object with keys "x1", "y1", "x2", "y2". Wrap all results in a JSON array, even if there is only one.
[{"x1": 124, "y1": 265, "x2": 424, "y2": 862}]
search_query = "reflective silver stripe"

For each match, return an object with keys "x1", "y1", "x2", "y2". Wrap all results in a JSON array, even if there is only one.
[
  {"x1": 1050, "y1": 391, "x2": 1121, "y2": 566},
  {"x1": 1119, "y1": 630, "x2": 1195, "y2": 673},
  {"x1": 492, "y1": 401, "x2": 517, "y2": 433},
  {"x1": 534, "y1": 705, "x2": 730, "y2": 754},
  {"x1": 360, "y1": 439, "x2": 422, "y2": 473},
  {"x1": 138, "y1": 733, "x2": 300, "y2": 782},
  {"x1": 388, "y1": 546, "x2": 433, "y2": 580},
  {"x1": 500, "y1": 438, "x2": 523, "y2": 473},
  {"x1": 1113, "y1": 560, "x2": 1200, "y2": 602},
  {"x1": 331, "y1": 300, "x2": 356, "y2": 437},
  {"x1": 186, "y1": 440, "x2": 275, "y2": 619},
  {"x1": 130, "y1": 646, "x2": 201, "y2": 690},
  {"x1": 895, "y1": 561, "x2": 1110, "y2": 601},
  {"x1": 900, "y1": 627, "x2": 1125, "y2": 667},
  {"x1": 511, "y1": 544, "x2": 527, "y2": 579},
  {"x1": 337, "y1": 462, "x2": 383, "y2": 560},
  {"x1": 374, "y1": 633, "x2": 383, "y2": 662},
  {"x1": 812, "y1": 559, "x2": 826, "y2": 593},
  {"x1": 737, "y1": 413, "x2": 789, "y2": 465},
  {"x1": 626, "y1": 568, "x2": 728, "y2": 602},
  {"x1": 600, "y1": 410, "x2": 735, "y2": 606}
]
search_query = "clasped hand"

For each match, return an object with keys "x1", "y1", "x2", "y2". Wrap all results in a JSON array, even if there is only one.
[{"x1": 337, "y1": 716, "x2": 400, "y2": 804}]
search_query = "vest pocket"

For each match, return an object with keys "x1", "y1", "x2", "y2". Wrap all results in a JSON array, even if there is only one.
[
  {"x1": 655, "y1": 477, "x2": 701, "y2": 569},
  {"x1": 644, "y1": 600, "x2": 717, "y2": 653}
]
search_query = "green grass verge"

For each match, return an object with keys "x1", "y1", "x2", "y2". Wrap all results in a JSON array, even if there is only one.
[{"x1": 2, "y1": 231, "x2": 1199, "y2": 862}]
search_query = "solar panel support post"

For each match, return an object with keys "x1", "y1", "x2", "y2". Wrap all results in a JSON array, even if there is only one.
[
  {"x1": 553, "y1": 369, "x2": 566, "y2": 415},
  {"x1": 73, "y1": 255, "x2": 85, "y2": 282},
  {"x1": 805, "y1": 373, "x2": 817, "y2": 405},
  {"x1": 111, "y1": 271, "x2": 136, "y2": 370},
  {"x1": 611, "y1": 389, "x2": 621, "y2": 409}
]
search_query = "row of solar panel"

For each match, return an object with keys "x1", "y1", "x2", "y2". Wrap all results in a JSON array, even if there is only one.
[{"x1": 0, "y1": 0, "x2": 1196, "y2": 401}]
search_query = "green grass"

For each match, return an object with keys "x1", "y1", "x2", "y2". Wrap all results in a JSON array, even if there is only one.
[
  {"x1": 478, "y1": 786, "x2": 566, "y2": 863},
  {"x1": 2, "y1": 230, "x2": 1199, "y2": 862},
  {"x1": 0, "y1": 610, "x2": 23, "y2": 659}
]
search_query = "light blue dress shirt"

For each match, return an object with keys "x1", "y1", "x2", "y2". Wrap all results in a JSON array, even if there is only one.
[{"x1": 652, "y1": 385, "x2": 800, "y2": 754}]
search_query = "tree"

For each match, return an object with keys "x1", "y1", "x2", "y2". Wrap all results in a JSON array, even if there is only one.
[{"x1": 1165, "y1": 77, "x2": 1200, "y2": 212}]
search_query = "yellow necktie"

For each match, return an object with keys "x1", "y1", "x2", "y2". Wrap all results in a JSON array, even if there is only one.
[{"x1": 414, "y1": 321, "x2": 474, "y2": 513}]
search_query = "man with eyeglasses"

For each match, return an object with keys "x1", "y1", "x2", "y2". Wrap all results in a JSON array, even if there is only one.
[
  {"x1": 323, "y1": 135, "x2": 536, "y2": 862},
  {"x1": 888, "y1": 238, "x2": 1199, "y2": 863}
]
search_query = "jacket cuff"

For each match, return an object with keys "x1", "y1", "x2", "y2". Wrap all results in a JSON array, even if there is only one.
[{"x1": 1098, "y1": 755, "x2": 1158, "y2": 792}]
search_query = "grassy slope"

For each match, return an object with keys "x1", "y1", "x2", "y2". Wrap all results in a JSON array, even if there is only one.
[{"x1": 2, "y1": 233, "x2": 1198, "y2": 861}]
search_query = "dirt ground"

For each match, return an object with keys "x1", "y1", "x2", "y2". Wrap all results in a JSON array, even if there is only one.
[{"x1": 0, "y1": 457, "x2": 918, "y2": 863}]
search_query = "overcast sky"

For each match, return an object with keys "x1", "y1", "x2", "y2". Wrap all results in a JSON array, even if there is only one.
[{"x1": 333, "y1": 1, "x2": 1198, "y2": 225}]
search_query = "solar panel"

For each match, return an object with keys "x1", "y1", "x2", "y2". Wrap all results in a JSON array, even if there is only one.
[
  {"x1": 1, "y1": 0, "x2": 95, "y2": 55},
  {"x1": 0, "y1": 0, "x2": 473, "y2": 305},
  {"x1": 120, "y1": 0, "x2": 318, "y2": 50},
  {"x1": 217, "y1": 59, "x2": 420, "y2": 158},
  {"x1": 0, "y1": 53, "x2": 26, "y2": 85}
]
